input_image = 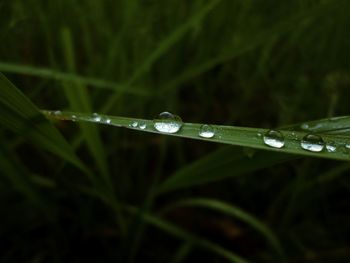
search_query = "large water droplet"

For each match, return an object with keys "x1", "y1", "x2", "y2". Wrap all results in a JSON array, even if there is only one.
[
  {"x1": 326, "y1": 142, "x2": 337, "y2": 153},
  {"x1": 153, "y1": 112, "x2": 183, "y2": 133},
  {"x1": 263, "y1": 130, "x2": 285, "y2": 148},
  {"x1": 130, "y1": 121, "x2": 138, "y2": 128},
  {"x1": 301, "y1": 134, "x2": 324, "y2": 152},
  {"x1": 199, "y1": 124, "x2": 215, "y2": 138}
]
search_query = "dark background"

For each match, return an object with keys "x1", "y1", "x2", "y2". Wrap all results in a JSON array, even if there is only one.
[{"x1": 1, "y1": 0, "x2": 350, "y2": 262}]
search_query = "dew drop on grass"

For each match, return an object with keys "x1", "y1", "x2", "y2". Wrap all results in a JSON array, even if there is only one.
[
  {"x1": 199, "y1": 124, "x2": 215, "y2": 138},
  {"x1": 130, "y1": 121, "x2": 138, "y2": 128},
  {"x1": 153, "y1": 111, "x2": 183, "y2": 133},
  {"x1": 139, "y1": 122, "x2": 147, "y2": 130},
  {"x1": 93, "y1": 113, "x2": 101, "y2": 122},
  {"x1": 301, "y1": 134, "x2": 324, "y2": 152},
  {"x1": 326, "y1": 142, "x2": 337, "y2": 153},
  {"x1": 105, "y1": 118, "x2": 111, "y2": 124},
  {"x1": 301, "y1": 123, "x2": 309, "y2": 130},
  {"x1": 54, "y1": 110, "x2": 61, "y2": 116},
  {"x1": 263, "y1": 130, "x2": 285, "y2": 148}
]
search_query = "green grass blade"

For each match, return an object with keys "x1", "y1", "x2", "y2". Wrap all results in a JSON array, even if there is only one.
[
  {"x1": 125, "y1": 206, "x2": 249, "y2": 263},
  {"x1": 60, "y1": 27, "x2": 110, "y2": 183},
  {"x1": 165, "y1": 198, "x2": 284, "y2": 260},
  {"x1": 159, "y1": 147, "x2": 296, "y2": 193},
  {"x1": 101, "y1": 0, "x2": 222, "y2": 113},
  {"x1": 170, "y1": 242, "x2": 193, "y2": 263},
  {"x1": 0, "y1": 62, "x2": 146, "y2": 96},
  {"x1": 161, "y1": 0, "x2": 345, "y2": 93},
  {"x1": 42, "y1": 110, "x2": 350, "y2": 162},
  {"x1": 0, "y1": 73, "x2": 86, "y2": 172}
]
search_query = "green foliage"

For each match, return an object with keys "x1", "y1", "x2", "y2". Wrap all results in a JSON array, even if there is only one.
[{"x1": 1, "y1": 0, "x2": 350, "y2": 262}]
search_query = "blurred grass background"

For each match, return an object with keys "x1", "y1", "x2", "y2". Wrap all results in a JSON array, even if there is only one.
[{"x1": 1, "y1": 0, "x2": 350, "y2": 262}]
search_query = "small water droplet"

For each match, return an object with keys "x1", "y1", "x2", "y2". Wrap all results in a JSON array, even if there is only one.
[
  {"x1": 72, "y1": 115, "x2": 77, "y2": 122},
  {"x1": 153, "y1": 112, "x2": 183, "y2": 133},
  {"x1": 301, "y1": 123, "x2": 309, "y2": 130},
  {"x1": 301, "y1": 134, "x2": 324, "y2": 152},
  {"x1": 105, "y1": 118, "x2": 111, "y2": 124},
  {"x1": 199, "y1": 124, "x2": 215, "y2": 138},
  {"x1": 326, "y1": 142, "x2": 337, "y2": 153},
  {"x1": 263, "y1": 130, "x2": 285, "y2": 148},
  {"x1": 139, "y1": 122, "x2": 147, "y2": 130},
  {"x1": 93, "y1": 113, "x2": 101, "y2": 122},
  {"x1": 346, "y1": 144, "x2": 350, "y2": 149},
  {"x1": 256, "y1": 132, "x2": 262, "y2": 138},
  {"x1": 130, "y1": 121, "x2": 138, "y2": 128},
  {"x1": 54, "y1": 110, "x2": 61, "y2": 116}
]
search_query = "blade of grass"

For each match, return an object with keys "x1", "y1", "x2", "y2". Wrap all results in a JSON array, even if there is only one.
[
  {"x1": 60, "y1": 27, "x2": 110, "y2": 183},
  {"x1": 170, "y1": 242, "x2": 193, "y2": 263},
  {"x1": 158, "y1": 147, "x2": 296, "y2": 193},
  {"x1": 42, "y1": 110, "x2": 350, "y2": 162},
  {"x1": 125, "y1": 206, "x2": 249, "y2": 263},
  {"x1": 101, "y1": 0, "x2": 222, "y2": 113},
  {"x1": 0, "y1": 62, "x2": 146, "y2": 95},
  {"x1": 0, "y1": 73, "x2": 87, "y2": 172},
  {"x1": 160, "y1": 0, "x2": 346, "y2": 94},
  {"x1": 60, "y1": 27, "x2": 126, "y2": 233},
  {"x1": 163, "y1": 198, "x2": 284, "y2": 260}
]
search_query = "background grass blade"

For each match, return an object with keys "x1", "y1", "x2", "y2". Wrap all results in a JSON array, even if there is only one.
[
  {"x1": 0, "y1": 73, "x2": 86, "y2": 172},
  {"x1": 101, "y1": 0, "x2": 222, "y2": 113},
  {"x1": 163, "y1": 198, "x2": 284, "y2": 260},
  {"x1": 0, "y1": 62, "x2": 146, "y2": 95},
  {"x1": 125, "y1": 206, "x2": 249, "y2": 263},
  {"x1": 158, "y1": 147, "x2": 296, "y2": 193},
  {"x1": 60, "y1": 27, "x2": 110, "y2": 183}
]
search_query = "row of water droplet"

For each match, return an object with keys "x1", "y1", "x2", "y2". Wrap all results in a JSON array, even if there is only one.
[
  {"x1": 263, "y1": 129, "x2": 350, "y2": 153},
  {"x1": 61, "y1": 110, "x2": 350, "y2": 154},
  {"x1": 129, "y1": 111, "x2": 216, "y2": 138}
]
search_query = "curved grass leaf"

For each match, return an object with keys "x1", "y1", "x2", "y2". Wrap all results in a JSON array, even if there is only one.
[
  {"x1": 159, "y1": 147, "x2": 296, "y2": 193},
  {"x1": 125, "y1": 206, "x2": 249, "y2": 263},
  {"x1": 0, "y1": 73, "x2": 87, "y2": 172},
  {"x1": 101, "y1": 0, "x2": 222, "y2": 113},
  {"x1": 161, "y1": 0, "x2": 346, "y2": 94},
  {"x1": 163, "y1": 198, "x2": 284, "y2": 261},
  {"x1": 0, "y1": 62, "x2": 146, "y2": 96},
  {"x1": 42, "y1": 110, "x2": 350, "y2": 162}
]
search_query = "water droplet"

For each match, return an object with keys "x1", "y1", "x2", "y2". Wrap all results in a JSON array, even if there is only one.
[
  {"x1": 199, "y1": 124, "x2": 215, "y2": 138},
  {"x1": 54, "y1": 110, "x2": 61, "y2": 116},
  {"x1": 93, "y1": 113, "x2": 101, "y2": 122},
  {"x1": 139, "y1": 122, "x2": 147, "y2": 130},
  {"x1": 105, "y1": 118, "x2": 111, "y2": 124},
  {"x1": 301, "y1": 123, "x2": 309, "y2": 130},
  {"x1": 130, "y1": 121, "x2": 138, "y2": 128},
  {"x1": 153, "y1": 112, "x2": 183, "y2": 133},
  {"x1": 263, "y1": 130, "x2": 285, "y2": 148},
  {"x1": 346, "y1": 144, "x2": 350, "y2": 149},
  {"x1": 326, "y1": 142, "x2": 337, "y2": 153},
  {"x1": 256, "y1": 132, "x2": 262, "y2": 138},
  {"x1": 301, "y1": 134, "x2": 324, "y2": 152}
]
